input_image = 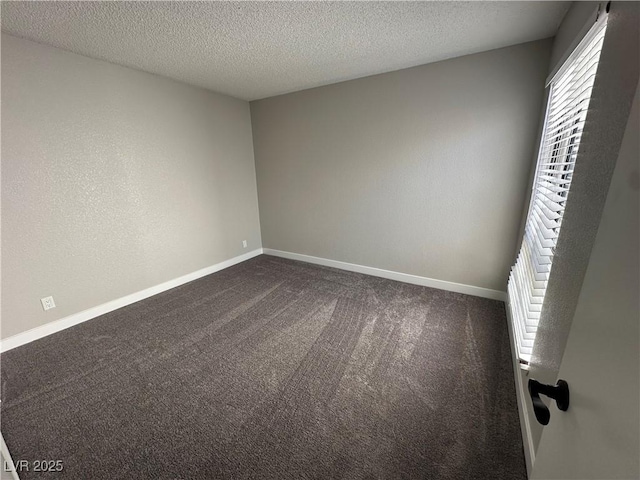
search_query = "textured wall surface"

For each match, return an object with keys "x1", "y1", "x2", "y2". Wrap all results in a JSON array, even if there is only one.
[
  {"x1": 1, "y1": 34, "x2": 262, "y2": 339},
  {"x1": 251, "y1": 40, "x2": 552, "y2": 292},
  {"x1": 1, "y1": 1, "x2": 568, "y2": 100}
]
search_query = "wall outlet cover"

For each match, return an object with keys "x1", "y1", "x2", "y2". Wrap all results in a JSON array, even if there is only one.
[{"x1": 41, "y1": 296, "x2": 56, "y2": 311}]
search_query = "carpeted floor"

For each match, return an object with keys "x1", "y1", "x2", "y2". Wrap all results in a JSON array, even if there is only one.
[{"x1": 1, "y1": 255, "x2": 526, "y2": 479}]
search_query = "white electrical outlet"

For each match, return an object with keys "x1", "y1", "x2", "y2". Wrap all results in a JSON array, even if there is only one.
[
  {"x1": 41, "y1": 296, "x2": 56, "y2": 311},
  {"x1": 242, "y1": 240, "x2": 247, "y2": 248}
]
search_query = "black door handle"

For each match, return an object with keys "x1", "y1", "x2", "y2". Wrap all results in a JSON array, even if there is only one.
[{"x1": 528, "y1": 379, "x2": 570, "y2": 425}]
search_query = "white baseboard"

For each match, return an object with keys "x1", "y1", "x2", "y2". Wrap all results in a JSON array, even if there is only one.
[
  {"x1": 0, "y1": 249, "x2": 263, "y2": 353},
  {"x1": 1, "y1": 247, "x2": 507, "y2": 353},
  {"x1": 505, "y1": 298, "x2": 535, "y2": 477},
  {"x1": 263, "y1": 249, "x2": 507, "y2": 301}
]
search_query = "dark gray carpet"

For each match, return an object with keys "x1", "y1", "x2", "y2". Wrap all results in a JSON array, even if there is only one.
[{"x1": 1, "y1": 255, "x2": 525, "y2": 479}]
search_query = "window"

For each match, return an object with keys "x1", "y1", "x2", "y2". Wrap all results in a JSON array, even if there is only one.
[{"x1": 508, "y1": 15, "x2": 608, "y2": 365}]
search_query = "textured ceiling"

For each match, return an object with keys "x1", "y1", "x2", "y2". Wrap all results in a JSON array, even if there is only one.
[{"x1": 1, "y1": 1, "x2": 570, "y2": 101}]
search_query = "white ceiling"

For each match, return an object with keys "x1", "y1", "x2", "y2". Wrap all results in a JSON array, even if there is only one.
[{"x1": 1, "y1": 1, "x2": 570, "y2": 101}]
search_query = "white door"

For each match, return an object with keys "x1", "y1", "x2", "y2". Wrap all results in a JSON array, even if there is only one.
[{"x1": 531, "y1": 84, "x2": 639, "y2": 479}]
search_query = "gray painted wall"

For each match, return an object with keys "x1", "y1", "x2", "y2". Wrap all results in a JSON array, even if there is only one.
[
  {"x1": 1, "y1": 34, "x2": 262, "y2": 339},
  {"x1": 251, "y1": 40, "x2": 552, "y2": 292}
]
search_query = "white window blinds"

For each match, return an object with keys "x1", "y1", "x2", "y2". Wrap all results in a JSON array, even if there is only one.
[{"x1": 508, "y1": 15, "x2": 608, "y2": 365}]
